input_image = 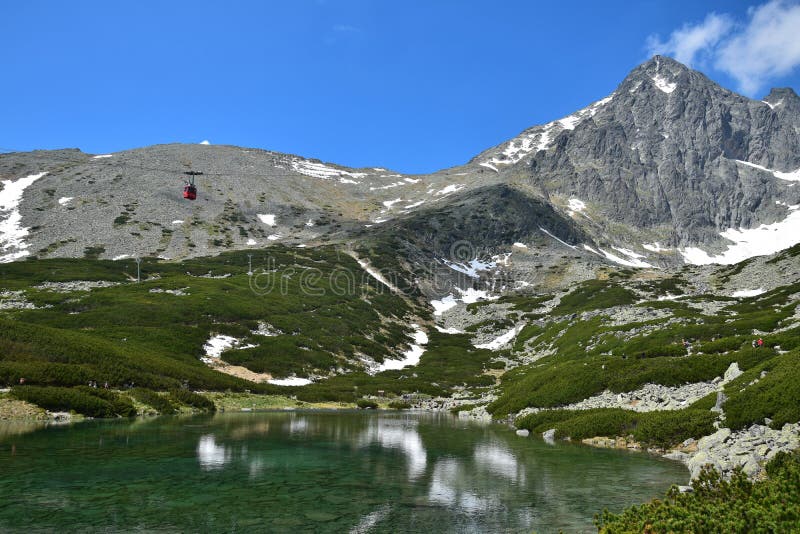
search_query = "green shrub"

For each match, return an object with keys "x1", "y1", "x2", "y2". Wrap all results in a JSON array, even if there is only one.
[
  {"x1": 723, "y1": 352, "x2": 800, "y2": 430},
  {"x1": 169, "y1": 389, "x2": 216, "y2": 412},
  {"x1": 631, "y1": 410, "x2": 716, "y2": 448},
  {"x1": 596, "y1": 451, "x2": 800, "y2": 532},
  {"x1": 517, "y1": 408, "x2": 716, "y2": 448},
  {"x1": 388, "y1": 400, "x2": 411, "y2": 410},
  {"x1": 10, "y1": 385, "x2": 135, "y2": 418},
  {"x1": 698, "y1": 336, "x2": 746, "y2": 354},
  {"x1": 129, "y1": 388, "x2": 176, "y2": 414},
  {"x1": 689, "y1": 391, "x2": 718, "y2": 411},
  {"x1": 489, "y1": 351, "x2": 740, "y2": 417},
  {"x1": 553, "y1": 280, "x2": 637, "y2": 315}
]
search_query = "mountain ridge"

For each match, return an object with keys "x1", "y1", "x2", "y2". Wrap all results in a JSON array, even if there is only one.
[{"x1": 1, "y1": 56, "x2": 799, "y2": 274}]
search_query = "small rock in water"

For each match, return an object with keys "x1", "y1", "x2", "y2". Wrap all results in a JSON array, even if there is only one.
[
  {"x1": 542, "y1": 428, "x2": 556, "y2": 443},
  {"x1": 515, "y1": 429, "x2": 530, "y2": 437}
]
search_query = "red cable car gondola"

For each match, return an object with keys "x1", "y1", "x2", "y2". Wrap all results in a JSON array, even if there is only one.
[
  {"x1": 182, "y1": 170, "x2": 202, "y2": 201},
  {"x1": 183, "y1": 183, "x2": 197, "y2": 200}
]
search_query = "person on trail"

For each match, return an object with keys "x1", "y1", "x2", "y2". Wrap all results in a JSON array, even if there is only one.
[{"x1": 757, "y1": 338, "x2": 764, "y2": 348}]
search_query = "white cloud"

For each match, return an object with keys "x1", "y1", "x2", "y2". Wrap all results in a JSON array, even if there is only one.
[
  {"x1": 715, "y1": 0, "x2": 800, "y2": 95},
  {"x1": 646, "y1": 1, "x2": 800, "y2": 95},
  {"x1": 646, "y1": 13, "x2": 733, "y2": 66}
]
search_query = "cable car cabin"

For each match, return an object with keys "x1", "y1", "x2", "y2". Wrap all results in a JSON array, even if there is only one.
[{"x1": 183, "y1": 184, "x2": 197, "y2": 200}]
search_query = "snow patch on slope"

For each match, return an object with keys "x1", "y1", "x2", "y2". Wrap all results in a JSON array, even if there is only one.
[
  {"x1": 481, "y1": 95, "x2": 613, "y2": 167},
  {"x1": 732, "y1": 288, "x2": 765, "y2": 298},
  {"x1": 434, "y1": 184, "x2": 465, "y2": 196},
  {"x1": 643, "y1": 242, "x2": 670, "y2": 252},
  {"x1": 735, "y1": 160, "x2": 800, "y2": 182},
  {"x1": 680, "y1": 210, "x2": 800, "y2": 265},
  {"x1": 268, "y1": 377, "x2": 313, "y2": 386},
  {"x1": 476, "y1": 325, "x2": 522, "y2": 350},
  {"x1": 430, "y1": 287, "x2": 498, "y2": 316},
  {"x1": 376, "y1": 324, "x2": 428, "y2": 372},
  {"x1": 355, "y1": 257, "x2": 400, "y2": 293},
  {"x1": 584, "y1": 245, "x2": 653, "y2": 268},
  {"x1": 567, "y1": 198, "x2": 586, "y2": 213},
  {"x1": 776, "y1": 200, "x2": 800, "y2": 210},
  {"x1": 442, "y1": 258, "x2": 496, "y2": 279},
  {"x1": 540, "y1": 227, "x2": 577, "y2": 250},
  {"x1": 431, "y1": 295, "x2": 458, "y2": 316},
  {"x1": 291, "y1": 158, "x2": 368, "y2": 184},
  {"x1": 651, "y1": 74, "x2": 677, "y2": 94},
  {"x1": 203, "y1": 335, "x2": 239, "y2": 360},
  {"x1": 599, "y1": 248, "x2": 652, "y2": 268},
  {"x1": 257, "y1": 214, "x2": 276, "y2": 226},
  {"x1": 0, "y1": 172, "x2": 47, "y2": 262}
]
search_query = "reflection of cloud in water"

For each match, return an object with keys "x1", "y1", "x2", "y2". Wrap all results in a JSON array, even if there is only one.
[
  {"x1": 358, "y1": 418, "x2": 426, "y2": 480},
  {"x1": 428, "y1": 458, "x2": 495, "y2": 513},
  {"x1": 288, "y1": 416, "x2": 308, "y2": 435},
  {"x1": 197, "y1": 434, "x2": 230, "y2": 470},
  {"x1": 349, "y1": 503, "x2": 391, "y2": 534},
  {"x1": 473, "y1": 442, "x2": 525, "y2": 484},
  {"x1": 249, "y1": 457, "x2": 264, "y2": 478}
]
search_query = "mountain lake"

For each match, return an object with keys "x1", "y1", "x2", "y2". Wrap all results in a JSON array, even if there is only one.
[{"x1": 0, "y1": 411, "x2": 688, "y2": 533}]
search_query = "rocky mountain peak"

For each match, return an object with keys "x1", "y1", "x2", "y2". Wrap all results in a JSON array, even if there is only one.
[
  {"x1": 763, "y1": 87, "x2": 800, "y2": 121},
  {"x1": 616, "y1": 55, "x2": 718, "y2": 99},
  {"x1": 764, "y1": 87, "x2": 799, "y2": 103}
]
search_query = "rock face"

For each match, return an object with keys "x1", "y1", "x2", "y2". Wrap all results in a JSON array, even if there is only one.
[{"x1": 476, "y1": 56, "x2": 800, "y2": 253}]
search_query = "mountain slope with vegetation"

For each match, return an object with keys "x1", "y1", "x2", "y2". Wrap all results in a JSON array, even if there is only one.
[{"x1": 1, "y1": 54, "x2": 799, "y2": 530}]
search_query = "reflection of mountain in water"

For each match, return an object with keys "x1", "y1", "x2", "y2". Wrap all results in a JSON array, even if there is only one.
[{"x1": 174, "y1": 411, "x2": 686, "y2": 532}]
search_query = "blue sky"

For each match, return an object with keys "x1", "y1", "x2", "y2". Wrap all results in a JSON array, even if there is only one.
[{"x1": 2, "y1": 0, "x2": 799, "y2": 173}]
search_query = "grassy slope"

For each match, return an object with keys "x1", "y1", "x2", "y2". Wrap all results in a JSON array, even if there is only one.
[
  {"x1": 1, "y1": 249, "x2": 798, "y2": 439},
  {"x1": 0, "y1": 247, "x2": 418, "y2": 394},
  {"x1": 489, "y1": 281, "x2": 800, "y2": 417},
  {"x1": 0, "y1": 246, "x2": 503, "y2": 414}
]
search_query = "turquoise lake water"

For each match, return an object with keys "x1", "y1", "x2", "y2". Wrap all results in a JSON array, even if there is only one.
[{"x1": 0, "y1": 411, "x2": 688, "y2": 533}]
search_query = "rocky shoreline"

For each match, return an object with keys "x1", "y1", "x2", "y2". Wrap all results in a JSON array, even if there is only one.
[
  {"x1": 559, "y1": 422, "x2": 800, "y2": 483},
  {"x1": 669, "y1": 423, "x2": 800, "y2": 480},
  {"x1": 440, "y1": 362, "x2": 799, "y2": 484},
  {"x1": 4, "y1": 386, "x2": 797, "y2": 484}
]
